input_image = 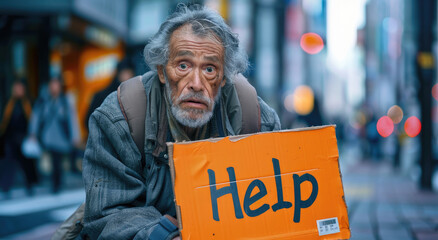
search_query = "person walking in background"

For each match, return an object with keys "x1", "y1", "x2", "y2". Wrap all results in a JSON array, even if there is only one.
[
  {"x1": 0, "y1": 79, "x2": 38, "y2": 196},
  {"x1": 365, "y1": 112, "x2": 381, "y2": 162},
  {"x1": 85, "y1": 58, "x2": 134, "y2": 131},
  {"x1": 29, "y1": 76, "x2": 80, "y2": 193}
]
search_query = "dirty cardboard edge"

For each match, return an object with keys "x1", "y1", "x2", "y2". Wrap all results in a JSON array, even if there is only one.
[
  {"x1": 168, "y1": 124, "x2": 336, "y2": 145},
  {"x1": 328, "y1": 129, "x2": 351, "y2": 237},
  {"x1": 166, "y1": 144, "x2": 183, "y2": 232},
  {"x1": 337, "y1": 154, "x2": 352, "y2": 237},
  {"x1": 327, "y1": 132, "x2": 351, "y2": 238}
]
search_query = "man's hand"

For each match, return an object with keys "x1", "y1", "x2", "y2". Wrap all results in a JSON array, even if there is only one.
[
  {"x1": 164, "y1": 214, "x2": 178, "y2": 227},
  {"x1": 164, "y1": 215, "x2": 180, "y2": 239}
]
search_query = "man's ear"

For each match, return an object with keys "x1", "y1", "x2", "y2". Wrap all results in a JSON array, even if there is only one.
[
  {"x1": 157, "y1": 65, "x2": 166, "y2": 84},
  {"x1": 221, "y1": 76, "x2": 226, "y2": 87}
]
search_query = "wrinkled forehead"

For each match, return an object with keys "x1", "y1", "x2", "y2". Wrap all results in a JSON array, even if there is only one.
[{"x1": 169, "y1": 23, "x2": 224, "y2": 50}]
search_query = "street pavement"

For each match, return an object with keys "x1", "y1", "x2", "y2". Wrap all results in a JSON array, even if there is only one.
[
  {"x1": 1, "y1": 160, "x2": 437, "y2": 239},
  {"x1": 0, "y1": 172, "x2": 84, "y2": 240},
  {"x1": 343, "y1": 161, "x2": 438, "y2": 240}
]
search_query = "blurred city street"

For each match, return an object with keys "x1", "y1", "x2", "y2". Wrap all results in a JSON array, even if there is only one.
[
  {"x1": 343, "y1": 161, "x2": 438, "y2": 240},
  {"x1": 0, "y1": 0, "x2": 438, "y2": 239},
  {"x1": 0, "y1": 172, "x2": 83, "y2": 239}
]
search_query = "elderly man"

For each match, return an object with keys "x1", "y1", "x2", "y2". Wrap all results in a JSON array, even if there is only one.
[{"x1": 81, "y1": 4, "x2": 280, "y2": 240}]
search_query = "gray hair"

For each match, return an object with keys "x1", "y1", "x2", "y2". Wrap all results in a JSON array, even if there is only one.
[{"x1": 143, "y1": 4, "x2": 248, "y2": 82}]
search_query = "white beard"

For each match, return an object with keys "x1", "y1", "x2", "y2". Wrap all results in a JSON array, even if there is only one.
[{"x1": 164, "y1": 73, "x2": 221, "y2": 128}]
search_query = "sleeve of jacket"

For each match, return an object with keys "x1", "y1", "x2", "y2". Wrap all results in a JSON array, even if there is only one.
[
  {"x1": 81, "y1": 96, "x2": 175, "y2": 240},
  {"x1": 258, "y1": 96, "x2": 281, "y2": 132}
]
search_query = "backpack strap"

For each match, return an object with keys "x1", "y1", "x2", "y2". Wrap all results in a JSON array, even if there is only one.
[
  {"x1": 117, "y1": 76, "x2": 146, "y2": 161},
  {"x1": 233, "y1": 74, "x2": 261, "y2": 134}
]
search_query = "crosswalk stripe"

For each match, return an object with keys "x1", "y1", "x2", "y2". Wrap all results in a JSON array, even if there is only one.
[{"x1": 0, "y1": 190, "x2": 84, "y2": 216}]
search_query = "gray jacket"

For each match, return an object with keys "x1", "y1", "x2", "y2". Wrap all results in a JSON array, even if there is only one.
[{"x1": 81, "y1": 72, "x2": 281, "y2": 240}]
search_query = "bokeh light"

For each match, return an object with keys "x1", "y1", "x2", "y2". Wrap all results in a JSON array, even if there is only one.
[
  {"x1": 293, "y1": 85, "x2": 314, "y2": 115},
  {"x1": 433, "y1": 83, "x2": 438, "y2": 101},
  {"x1": 387, "y1": 105, "x2": 403, "y2": 124},
  {"x1": 300, "y1": 33, "x2": 324, "y2": 54},
  {"x1": 284, "y1": 93, "x2": 295, "y2": 113},
  {"x1": 350, "y1": 110, "x2": 367, "y2": 130},
  {"x1": 376, "y1": 116, "x2": 394, "y2": 138},
  {"x1": 404, "y1": 116, "x2": 421, "y2": 137}
]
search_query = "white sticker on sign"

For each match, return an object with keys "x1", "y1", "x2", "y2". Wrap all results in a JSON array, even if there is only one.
[{"x1": 317, "y1": 217, "x2": 340, "y2": 236}]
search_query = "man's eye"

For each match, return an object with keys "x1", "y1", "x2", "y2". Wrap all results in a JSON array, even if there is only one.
[
  {"x1": 179, "y1": 64, "x2": 188, "y2": 70},
  {"x1": 206, "y1": 66, "x2": 215, "y2": 73}
]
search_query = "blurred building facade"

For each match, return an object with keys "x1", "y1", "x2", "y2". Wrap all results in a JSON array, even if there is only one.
[{"x1": 0, "y1": 0, "x2": 127, "y2": 140}]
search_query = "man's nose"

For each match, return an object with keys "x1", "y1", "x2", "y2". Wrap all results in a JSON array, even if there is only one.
[{"x1": 188, "y1": 70, "x2": 203, "y2": 92}]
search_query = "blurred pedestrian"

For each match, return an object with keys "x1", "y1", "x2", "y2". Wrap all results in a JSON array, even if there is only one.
[
  {"x1": 85, "y1": 58, "x2": 134, "y2": 131},
  {"x1": 29, "y1": 76, "x2": 80, "y2": 193},
  {"x1": 0, "y1": 79, "x2": 38, "y2": 196}
]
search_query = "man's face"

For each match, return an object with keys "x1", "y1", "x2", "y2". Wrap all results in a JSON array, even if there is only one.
[
  {"x1": 12, "y1": 82, "x2": 25, "y2": 98},
  {"x1": 158, "y1": 24, "x2": 225, "y2": 128}
]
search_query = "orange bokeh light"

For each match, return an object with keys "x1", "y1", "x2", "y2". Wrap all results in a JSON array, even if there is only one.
[
  {"x1": 284, "y1": 93, "x2": 295, "y2": 113},
  {"x1": 387, "y1": 105, "x2": 403, "y2": 124},
  {"x1": 376, "y1": 116, "x2": 394, "y2": 138},
  {"x1": 300, "y1": 33, "x2": 324, "y2": 55},
  {"x1": 433, "y1": 83, "x2": 438, "y2": 101},
  {"x1": 404, "y1": 116, "x2": 421, "y2": 137},
  {"x1": 293, "y1": 85, "x2": 314, "y2": 115}
]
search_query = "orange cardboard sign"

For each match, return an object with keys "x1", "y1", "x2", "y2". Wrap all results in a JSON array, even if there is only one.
[{"x1": 168, "y1": 126, "x2": 350, "y2": 239}]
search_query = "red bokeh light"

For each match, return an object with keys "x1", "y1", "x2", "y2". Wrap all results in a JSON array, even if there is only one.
[
  {"x1": 433, "y1": 83, "x2": 438, "y2": 101},
  {"x1": 404, "y1": 116, "x2": 421, "y2": 137},
  {"x1": 376, "y1": 116, "x2": 394, "y2": 138},
  {"x1": 300, "y1": 33, "x2": 324, "y2": 54}
]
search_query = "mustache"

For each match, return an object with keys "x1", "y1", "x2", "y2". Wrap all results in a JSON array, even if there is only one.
[{"x1": 175, "y1": 91, "x2": 212, "y2": 106}]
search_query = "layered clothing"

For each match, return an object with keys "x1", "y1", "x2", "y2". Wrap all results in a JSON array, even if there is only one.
[{"x1": 81, "y1": 72, "x2": 281, "y2": 239}]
